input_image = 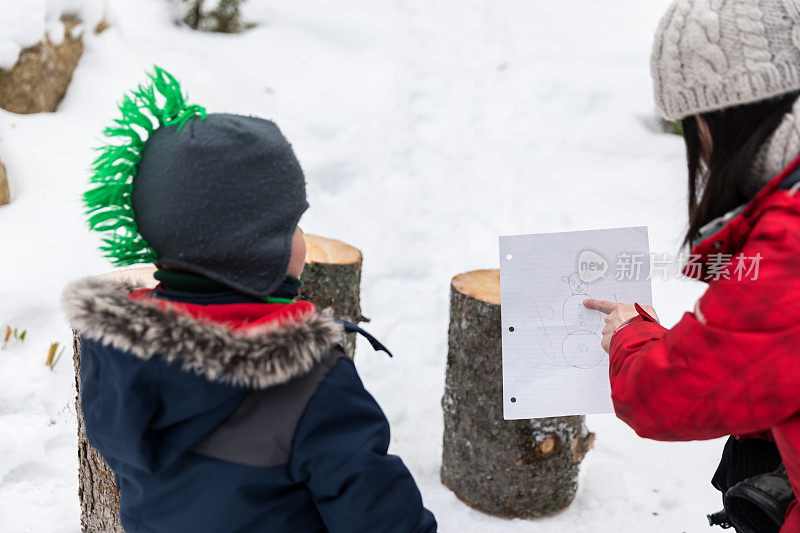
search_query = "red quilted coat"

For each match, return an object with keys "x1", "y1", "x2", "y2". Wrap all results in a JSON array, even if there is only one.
[{"x1": 609, "y1": 154, "x2": 800, "y2": 531}]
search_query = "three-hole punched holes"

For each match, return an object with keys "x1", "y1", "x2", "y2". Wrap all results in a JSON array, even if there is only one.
[
  {"x1": 508, "y1": 327, "x2": 516, "y2": 402},
  {"x1": 504, "y1": 268, "x2": 515, "y2": 400}
]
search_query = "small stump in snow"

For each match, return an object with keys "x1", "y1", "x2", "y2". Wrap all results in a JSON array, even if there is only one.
[
  {"x1": 299, "y1": 234, "x2": 364, "y2": 358},
  {"x1": 0, "y1": 15, "x2": 84, "y2": 114},
  {"x1": 441, "y1": 269, "x2": 594, "y2": 517}
]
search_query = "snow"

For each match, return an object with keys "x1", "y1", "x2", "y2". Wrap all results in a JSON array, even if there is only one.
[
  {"x1": 0, "y1": 0, "x2": 727, "y2": 531},
  {"x1": 0, "y1": 0, "x2": 105, "y2": 69}
]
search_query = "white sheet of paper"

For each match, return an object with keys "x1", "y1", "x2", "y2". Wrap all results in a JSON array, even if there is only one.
[{"x1": 499, "y1": 226, "x2": 652, "y2": 420}]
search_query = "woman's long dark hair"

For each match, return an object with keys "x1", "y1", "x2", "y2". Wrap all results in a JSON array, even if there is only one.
[{"x1": 681, "y1": 90, "x2": 800, "y2": 245}]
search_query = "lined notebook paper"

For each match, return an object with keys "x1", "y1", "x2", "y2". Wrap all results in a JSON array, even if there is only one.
[{"x1": 499, "y1": 226, "x2": 652, "y2": 420}]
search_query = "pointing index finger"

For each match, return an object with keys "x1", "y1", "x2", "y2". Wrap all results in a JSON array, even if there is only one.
[{"x1": 583, "y1": 299, "x2": 618, "y2": 315}]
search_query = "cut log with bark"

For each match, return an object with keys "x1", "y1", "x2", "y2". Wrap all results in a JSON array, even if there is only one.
[
  {"x1": 441, "y1": 269, "x2": 595, "y2": 518},
  {"x1": 0, "y1": 158, "x2": 9, "y2": 207},
  {"x1": 73, "y1": 268, "x2": 155, "y2": 532},
  {"x1": 74, "y1": 331, "x2": 122, "y2": 532},
  {"x1": 72, "y1": 235, "x2": 364, "y2": 530},
  {"x1": 0, "y1": 16, "x2": 84, "y2": 114},
  {"x1": 299, "y1": 234, "x2": 364, "y2": 358}
]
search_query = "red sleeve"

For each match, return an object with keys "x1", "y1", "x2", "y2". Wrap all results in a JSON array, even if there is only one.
[
  {"x1": 608, "y1": 206, "x2": 800, "y2": 442},
  {"x1": 609, "y1": 310, "x2": 800, "y2": 441}
]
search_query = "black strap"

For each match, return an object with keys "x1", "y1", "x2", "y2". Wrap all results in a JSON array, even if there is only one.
[
  {"x1": 333, "y1": 318, "x2": 393, "y2": 358},
  {"x1": 707, "y1": 509, "x2": 732, "y2": 529},
  {"x1": 778, "y1": 165, "x2": 800, "y2": 190}
]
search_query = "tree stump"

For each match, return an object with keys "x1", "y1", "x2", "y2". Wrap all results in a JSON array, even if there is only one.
[
  {"x1": 74, "y1": 332, "x2": 123, "y2": 533},
  {"x1": 0, "y1": 15, "x2": 84, "y2": 114},
  {"x1": 441, "y1": 269, "x2": 595, "y2": 518},
  {"x1": 73, "y1": 268, "x2": 155, "y2": 532},
  {"x1": 72, "y1": 235, "x2": 363, "y2": 530},
  {"x1": 299, "y1": 234, "x2": 364, "y2": 358},
  {"x1": 0, "y1": 159, "x2": 9, "y2": 206}
]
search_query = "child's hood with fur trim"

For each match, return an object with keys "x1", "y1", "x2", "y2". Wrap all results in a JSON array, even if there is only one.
[
  {"x1": 62, "y1": 276, "x2": 343, "y2": 473},
  {"x1": 63, "y1": 276, "x2": 343, "y2": 389},
  {"x1": 61, "y1": 276, "x2": 436, "y2": 533}
]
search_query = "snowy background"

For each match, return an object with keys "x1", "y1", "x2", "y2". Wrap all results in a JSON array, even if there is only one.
[{"x1": 0, "y1": 0, "x2": 726, "y2": 531}]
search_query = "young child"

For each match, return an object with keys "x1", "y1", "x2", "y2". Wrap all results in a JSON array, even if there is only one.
[{"x1": 63, "y1": 67, "x2": 437, "y2": 533}]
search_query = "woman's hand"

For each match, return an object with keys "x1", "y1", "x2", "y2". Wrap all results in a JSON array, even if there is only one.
[{"x1": 583, "y1": 299, "x2": 659, "y2": 353}]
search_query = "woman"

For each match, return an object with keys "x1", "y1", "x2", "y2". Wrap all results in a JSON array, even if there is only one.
[{"x1": 583, "y1": 0, "x2": 800, "y2": 531}]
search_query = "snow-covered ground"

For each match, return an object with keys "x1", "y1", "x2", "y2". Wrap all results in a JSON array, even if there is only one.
[
  {"x1": 0, "y1": 1, "x2": 727, "y2": 531},
  {"x1": 0, "y1": 0, "x2": 105, "y2": 69}
]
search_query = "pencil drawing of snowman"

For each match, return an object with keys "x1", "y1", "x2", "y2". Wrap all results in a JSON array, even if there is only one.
[
  {"x1": 560, "y1": 272, "x2": 605, "y2": 368},
  {"x1": 532, "y1": 272, "x2": 607, "y2": 369}
]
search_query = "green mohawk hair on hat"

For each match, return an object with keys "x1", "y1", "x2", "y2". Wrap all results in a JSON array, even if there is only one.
[{"x1": 84, "y1": 66, "x2": 206, "y2": 266}]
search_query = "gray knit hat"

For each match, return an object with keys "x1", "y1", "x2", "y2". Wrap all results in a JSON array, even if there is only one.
[{"x1": 652, "y1": 0, "x2": 800, "y2": 121}]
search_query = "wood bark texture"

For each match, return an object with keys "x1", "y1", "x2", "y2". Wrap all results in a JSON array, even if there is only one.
[
  {"x1": 441, "y1": 269, "x2": 595, "y2": 518},
  {"x1": 298, "y1": 234, "x2": 364, "y2": 358},
  {"x1": 73, "y1": 332, "x2": 123, "y2": 533},
  {"x1": 73, "y1": 269, "x2": 155, "y2": 531}
]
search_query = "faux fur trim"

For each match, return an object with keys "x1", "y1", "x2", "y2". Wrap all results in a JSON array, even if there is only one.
[{"x1": 62, "y1": 277, "x2": 344, "y2": 389}]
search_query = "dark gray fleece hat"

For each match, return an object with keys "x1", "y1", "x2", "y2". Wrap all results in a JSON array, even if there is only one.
[{"x1": 132, "y1": 113, "x2": 308, "y2": 299}]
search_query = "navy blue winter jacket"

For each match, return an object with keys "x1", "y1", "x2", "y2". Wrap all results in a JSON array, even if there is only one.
[{"x1": 63, "y1": 276, "x2": 437, "y2": 533}]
